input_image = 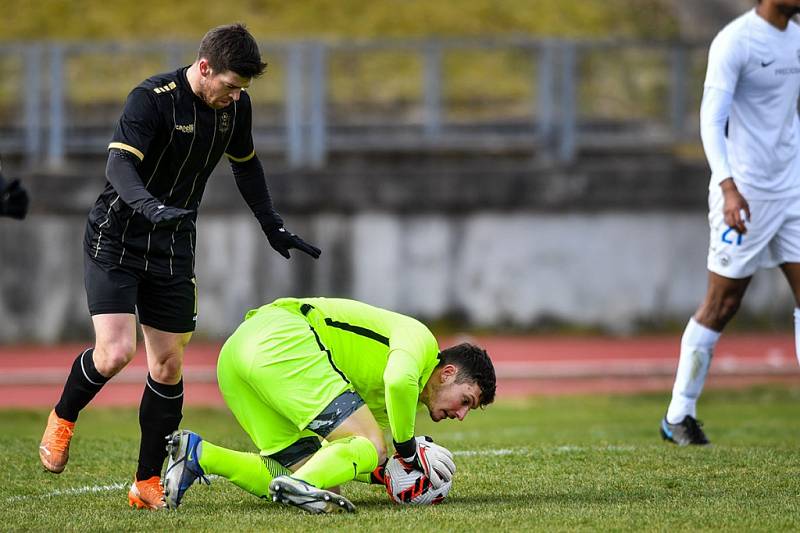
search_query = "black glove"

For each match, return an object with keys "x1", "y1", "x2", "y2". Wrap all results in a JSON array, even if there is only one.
[
  {"x1": 0, "y1": 179, "x2": 29, "y2": 220},
  {"x1": 138, "y1": 197, "x2": 193, "y2": 226},
  {"x1": 264, "y1": 225, "x2": 321, "y2": 259}
]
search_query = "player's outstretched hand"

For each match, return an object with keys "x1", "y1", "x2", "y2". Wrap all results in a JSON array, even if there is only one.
[
  {"x1": 0, "y1": 179, "x2": 29, "y2": 220},
  {"x1": 264, "y1": 226, "x2": 321, "y2": 260},
  {"x1": 395, "y1": 435, "x2": 455, "y2": 489},
  {"x1": 139, "y1": 198, "x2": 194, "y2": 226}
]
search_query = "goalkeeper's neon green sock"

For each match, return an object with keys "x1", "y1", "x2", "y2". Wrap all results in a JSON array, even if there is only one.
[
  {"x1": 292, "y1": 435, "x2": 378, "y2": 489},
  {"x1": 355, "y1": 462, "x2": 385, "y2": 484},
  {"x1": 198, "y1": 441, "x2": 289, "y2": 498},
  {"x1": 354, "y1": 471, "x2": 372, "y2": 484}
]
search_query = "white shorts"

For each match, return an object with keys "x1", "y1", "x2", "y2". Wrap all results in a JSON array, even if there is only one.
[{"x1": 707, "y1": 189, "x2": 800, "y2": 279}]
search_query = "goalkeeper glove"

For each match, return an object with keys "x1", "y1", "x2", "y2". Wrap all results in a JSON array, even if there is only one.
[{"x1": 393, "y1": 435, "x2": 455, "y2": 489}]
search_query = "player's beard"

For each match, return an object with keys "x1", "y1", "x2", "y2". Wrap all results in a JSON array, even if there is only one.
[
  {"x1": 197, "y1": 77, "x2": 223, "y2": 108},
  {"x1": 779, "y1": 5, "x2": 800, "y2": 17}
]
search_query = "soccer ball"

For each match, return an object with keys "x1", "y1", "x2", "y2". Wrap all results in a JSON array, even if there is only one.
[{"x1": 383, "y1": 453, "x2": 452, "y2": 505}]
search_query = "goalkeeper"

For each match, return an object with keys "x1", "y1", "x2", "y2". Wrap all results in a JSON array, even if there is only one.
[{"x1": 163, "y1": 296, "x2": 496, "y2": 513}]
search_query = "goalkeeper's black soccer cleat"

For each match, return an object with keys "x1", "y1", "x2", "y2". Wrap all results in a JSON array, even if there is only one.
[
  {"x1": 660, "y1": 415, "x2": 710, "y2": 446},
  {"x1": 269, "y1": 475, "x2": 355, "y2": 514}
]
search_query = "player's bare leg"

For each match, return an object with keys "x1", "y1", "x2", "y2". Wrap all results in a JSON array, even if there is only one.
[
  {"x1": 40, "y1": 314, "x2": 136, "y2": 473},
  {"x1": 128, "y1": 326, "x2": 190, "y2": 510},
  {"x1": 779, "y1": 262, "x2": 800, "y2": 365},
  {"x1": 662, "y1": 272, "x2": 750, "y2": 445}
]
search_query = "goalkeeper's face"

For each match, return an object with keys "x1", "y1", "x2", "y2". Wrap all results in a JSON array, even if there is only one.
[{"x1": 426, "y1": 366, "x2": 481, "y2": 422}]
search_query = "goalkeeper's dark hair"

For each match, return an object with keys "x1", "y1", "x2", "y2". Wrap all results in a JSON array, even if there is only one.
[
  {"x1": 198, "y1": 23, "x2": 267, "y2": 79},
  {"x1": 438, "y1": 343, "x2": 496, "y2": 406}
]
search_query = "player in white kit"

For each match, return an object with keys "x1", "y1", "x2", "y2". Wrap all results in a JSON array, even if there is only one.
[{"x1": 661, "y1": 0, "x2": 800, "y2": 445}]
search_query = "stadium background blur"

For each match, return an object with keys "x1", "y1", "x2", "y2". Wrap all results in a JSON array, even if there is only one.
[{"x1": 3, "y1": 0, "x2": 791, "y2": 344}]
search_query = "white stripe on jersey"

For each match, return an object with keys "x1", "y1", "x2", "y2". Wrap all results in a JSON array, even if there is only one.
[
  {"x1": 170, "y1": 107, "x2": 220, "y2": 275},
  {"x1": 165, "y1": 101, "x2": 196, "y2": 275},
  {"x1": 119, "y1": 92, "x2": 177, "y2": 268},
  {"x1": 93, "y1": 195, "x2": 121, "y2": 258}
]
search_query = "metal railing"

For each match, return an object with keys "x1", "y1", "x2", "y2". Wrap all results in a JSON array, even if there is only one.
[{"x1": 0, "y1": 37, "x2": 708, "y2": 169}]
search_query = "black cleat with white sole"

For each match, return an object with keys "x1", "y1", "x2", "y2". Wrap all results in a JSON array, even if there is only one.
[
  {"x1": 660, "y1": 415, "x2": 710, "y2": 446},
  {"x1": 269, "y1": 475, "x2": 355, "y2": 514}
]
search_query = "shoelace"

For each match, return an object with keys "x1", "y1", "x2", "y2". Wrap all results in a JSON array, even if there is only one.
[
  {"x1": 137, "y1": 478, "x2": 167, "y2": 504},
  {"x1": 684, "y1": 418, "x2": 706, "y2": 441},
  {"x1": 49, "y1": 422, "x2": 74, "y2": 453},
  {"x1": 190, "y1": 461, "x2": 211, "y2": 486},
  {"x1": 183, "y1": 449, "x2": 211, "y2": 485}
]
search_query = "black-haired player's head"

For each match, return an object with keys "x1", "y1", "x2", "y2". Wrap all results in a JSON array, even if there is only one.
[
  {"x1": 191, "y1": 23, "x2": 268, "y2": 109},
  {"x1": 420, "y1": 343, "x2": 496, "y2": 422},
  {"x1": 757, "y1": 0, "x2": 800, "y2": 19}
]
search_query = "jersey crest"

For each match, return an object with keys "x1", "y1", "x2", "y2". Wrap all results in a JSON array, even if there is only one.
[{"x1": 219, "y1": 112, "x2": 231, "y2": 134}]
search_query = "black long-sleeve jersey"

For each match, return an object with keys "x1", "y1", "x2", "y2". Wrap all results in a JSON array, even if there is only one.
[{"x1": 85, "y1": 67, "x2": 263, "y2": 276}]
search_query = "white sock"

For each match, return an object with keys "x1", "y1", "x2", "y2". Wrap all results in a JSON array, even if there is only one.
[
  {"x1": 794, "y1": 308, "x2": 800, "y2": 366},
  {"x1": 666, "y1": 318, "x2": 720, "y2": 424}
]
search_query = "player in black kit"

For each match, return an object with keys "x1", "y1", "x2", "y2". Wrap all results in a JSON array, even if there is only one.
[
  {"x1": 38, "y1": 24, "x2": 321, "y2": 510},
  {"x1": 0, "y1": 156, "x2": 29, "y2": 220}
]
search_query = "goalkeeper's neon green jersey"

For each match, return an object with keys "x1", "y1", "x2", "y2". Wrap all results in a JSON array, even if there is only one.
[{"x1": 271, "y1": 297, "x2": 440, "y2": 444}]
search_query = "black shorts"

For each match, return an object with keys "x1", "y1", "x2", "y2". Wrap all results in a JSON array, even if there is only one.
[
  {"x1": 84, "y1": 253, "x2": 197, "y2": 333},
  {"x1": 269, "y1": 390, "x2": 366, "y2": 468}
]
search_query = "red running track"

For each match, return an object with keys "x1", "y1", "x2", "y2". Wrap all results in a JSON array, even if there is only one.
[{"x1": 0, "y1": 334, "x2": 797, "y2": 407}]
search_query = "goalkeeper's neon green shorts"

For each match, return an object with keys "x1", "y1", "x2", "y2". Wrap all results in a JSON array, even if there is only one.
[{"x1": 217, "y1": 303, "x2": 352, "y2": 456}]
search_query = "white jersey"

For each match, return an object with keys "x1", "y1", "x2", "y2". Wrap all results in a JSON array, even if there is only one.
[{"x1": 703, "y1": 9, "x2": 800, "y2": 200}]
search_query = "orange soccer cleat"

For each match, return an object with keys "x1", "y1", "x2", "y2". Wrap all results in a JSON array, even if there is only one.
[
  {"x1": 39, "y1": 410, "x2": 75, "y2": 473},
  {"x1": 128, "y1": 476, "x2": 166, "y2": 510}
]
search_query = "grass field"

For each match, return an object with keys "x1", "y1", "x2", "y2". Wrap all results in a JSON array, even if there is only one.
[{"x1": 2, "y1": 386, "x2": 799, "y2": 531}]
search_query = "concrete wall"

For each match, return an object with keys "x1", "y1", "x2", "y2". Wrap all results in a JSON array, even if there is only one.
[{"x1": 0, "y1": 211, "x2": 793, "y2": 342}]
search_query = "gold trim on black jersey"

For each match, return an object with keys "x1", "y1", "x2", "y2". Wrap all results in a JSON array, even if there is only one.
[
  {"x1": 153, "y1": 81, "x2": 178, "y2": 94},
  {"x1": 225, "y1": 149, "x2": 255, "y2": 163},
  {"x1": 108, "y1": 142, "x2": 144, "y2": 161}
]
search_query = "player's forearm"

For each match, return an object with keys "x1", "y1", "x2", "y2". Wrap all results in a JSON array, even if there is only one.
[
  {"x1": 700, "y1": 86, "x2": 735, "y2": 186},
  {"x1": 106, "y1": 148, "x2": 158, "y2": 208},
  {"x1": 384, "y1": 354, "x2": 421, "y2": 444},
  {"x1": 230, "y1": 155, "x2": 283, "y2": 230}
]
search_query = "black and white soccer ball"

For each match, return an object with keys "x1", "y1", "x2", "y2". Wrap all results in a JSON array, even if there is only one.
[{"x1": 383, "y1": 453, "x2": 452, "y2": 505}]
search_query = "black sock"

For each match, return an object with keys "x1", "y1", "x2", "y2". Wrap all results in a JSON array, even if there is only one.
[
  {"x1": 54, "y1": 349, "x2": 109, "y2": 422},
  {"x1": 137, "y1": 374, "x2": 183, "y2": 481}
]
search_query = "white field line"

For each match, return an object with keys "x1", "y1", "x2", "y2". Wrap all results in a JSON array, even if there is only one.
[
  {"x1": 453, "y1": 449, "x2": 516, "y2": 456},
  {"x1": 6, "y1": 446, "x2": 636, "y2": 503},
  {"x1": 5, "y1": 476, "x2": 224, "y2": 503},
  {"x1": 5, "y1": 481, "x2": 128, "y2": 502}
]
